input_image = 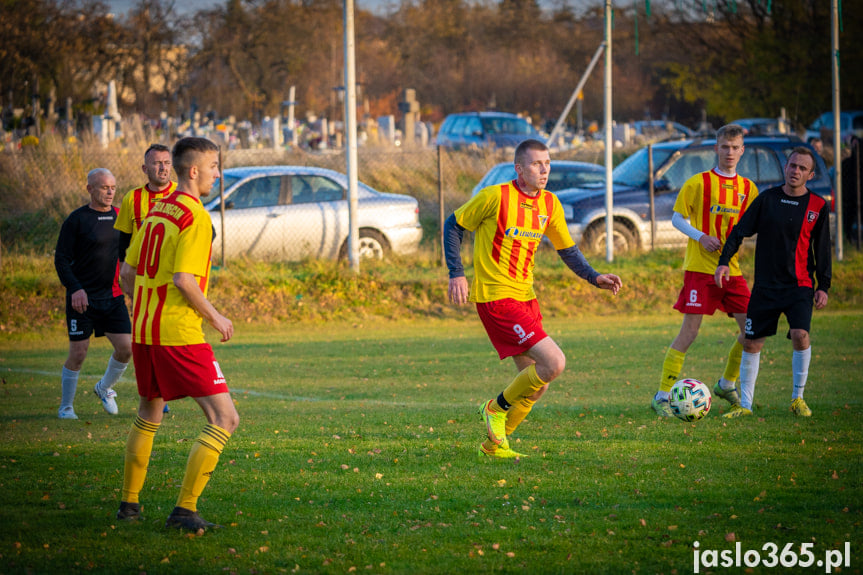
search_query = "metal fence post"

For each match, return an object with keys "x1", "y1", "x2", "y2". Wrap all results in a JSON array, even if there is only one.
[
  {"x1": 219, "y1": 145, "x2": 226, "y2": 268},
  {"x1": 438, "y1": 145, "x2": 445, "y2": 267},
  {"x1": 648, "y1": 144, "x2": 655, "y2": 251}
]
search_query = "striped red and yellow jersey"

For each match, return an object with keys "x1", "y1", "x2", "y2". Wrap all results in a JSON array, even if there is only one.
[
  {"x1": 115, "y1": 181, "x2": 178, "y2": 237},
  {"x1": 674, "y1": 170, "x2": 758, "y2": 276},
  {"x1": 455, "y1": 180, "x2": 575, "y2": 303},
  {"x1": 125, "y1": 191, "x2": 213, "y2": 346}
]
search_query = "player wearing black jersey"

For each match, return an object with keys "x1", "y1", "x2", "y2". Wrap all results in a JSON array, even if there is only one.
[
  {"x1": 54, "y1": 168, "x2": 132, "y2": 419},
  {"x1": 715, "y1": 147, "x2": 831, "y2": 418}
]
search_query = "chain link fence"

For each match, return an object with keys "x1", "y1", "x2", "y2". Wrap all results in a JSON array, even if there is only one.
[{"x1": 6, "y1": 135, "x2": 803, "y2": 264}]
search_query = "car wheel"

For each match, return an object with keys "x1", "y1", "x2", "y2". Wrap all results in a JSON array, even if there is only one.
[
  {"x1": 339, "y1": 229, "x2": 390, "y2": 261},
  {"x1": 582, "y1": 220, "x2": 638, "y2": 255}
]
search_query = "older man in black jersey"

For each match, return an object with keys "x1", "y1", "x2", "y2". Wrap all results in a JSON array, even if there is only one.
[
  {"x1": 54, "y1": 168, "x2": 132, "y2": 419},
  {"x1": 715, "y1": 147, "x2": 831, "y2": 418}
]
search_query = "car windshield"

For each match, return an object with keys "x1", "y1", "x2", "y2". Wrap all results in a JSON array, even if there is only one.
[
  {"x1": 208, "y1": 175, "x2": 242, "y2": 205},
  {"x1": 480, "y1": 117, "x2": 535, "y2": 135},
  {"x1": 480, "y1": 164, "x2": 604, "y2": 192},
  {"x1": 612, "y1": 147, "x2": 674, "y2": 187}
]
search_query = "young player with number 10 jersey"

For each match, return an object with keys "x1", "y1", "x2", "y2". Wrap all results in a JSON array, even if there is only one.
[{"x1": 117, "y1": 136, "x2": 238, "y2": 531}]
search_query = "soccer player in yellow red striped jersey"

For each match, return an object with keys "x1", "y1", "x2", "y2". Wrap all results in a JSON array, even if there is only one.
[
  {"x1": 652, "y1": 124, "x2": 758, "y2": 417},
  {"x1": 115, "y1": 143, "x2": 178, "y2": 263},
  {"x1": 117, "y1": 137, "x2": 238, "y2": 531},
  {"x1": 445, "y1": 139, "x2": 622, "y2": 458}
]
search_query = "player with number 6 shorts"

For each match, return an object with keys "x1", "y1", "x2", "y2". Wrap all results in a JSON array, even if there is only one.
[{"x1": 652, "y1": 124, "x2": 759, "y2": 418}]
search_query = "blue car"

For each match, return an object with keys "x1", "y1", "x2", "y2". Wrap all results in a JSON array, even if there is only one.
[
  {"x1": 555, "y1": 137, "x2": 835, "y2": 254},
  {"x1": 471, "y1": 160, "x2": 605, "y2": 197},
  {"x1": 436, "y1": 112, "x2": 540, "y2": 150}
]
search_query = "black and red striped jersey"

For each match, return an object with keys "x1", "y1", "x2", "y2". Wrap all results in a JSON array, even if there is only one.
[{"x1": 719, "y1": 186, "x2": 831, "y2": 293}]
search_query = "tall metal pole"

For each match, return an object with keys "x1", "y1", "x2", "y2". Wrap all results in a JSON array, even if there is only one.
[
  {"x1": 603, "y1": 0, "x2": 614, "y2": 262},
  {"x1": 219, "y1": 146, "x2": 226, "y2": 268},
  {"x1": 546, "y1": 42, "x2": 605, "y2": 149},
  {"x1": 831, "y1": 0, "x2": 843, "y2": 260},
  {"x1": 344, "y1": 0, "x2": 360, "y2": 271}
]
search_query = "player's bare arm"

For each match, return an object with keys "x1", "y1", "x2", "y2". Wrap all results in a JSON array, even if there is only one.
[{"x1": 173, "y1": 272, "x2": 233, "y2": 342}]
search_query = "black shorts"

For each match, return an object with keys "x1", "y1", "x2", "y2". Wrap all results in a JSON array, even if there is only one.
[
  {"x1": 65, "y1": 295, "x2": 131, "y2": 341},
  {"x1": 744, "y1": 287, "x2": 814, "y2": 340}
]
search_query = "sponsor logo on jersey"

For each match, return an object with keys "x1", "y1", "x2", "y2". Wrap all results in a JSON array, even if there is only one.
[
  {"x1": 519, "y1": 201, "x2": 535, "y2": 210},
  {"x1": 505, "y1": 227, "x2": 543, "y2": 241},
  {"x1": 709, "y1": 205, "x2": 740, "y2": 215},
  {"x1": 97, "y1": 216, "x2": 114, "y2": 221},
  {"x1": 807, "y1": 210, "x2": 819, "y2": 223},
  {"x1": 781, "y1": 198, "x2": 800, "y2": 206}
]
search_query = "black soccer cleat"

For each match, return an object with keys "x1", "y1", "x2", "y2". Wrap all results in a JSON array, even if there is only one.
[
  {"x1": 165, "y1": 506, "x2": 221, "y2": 531},
  {"x1": 116, "y1": 501, "x2": 141, "y2": 521}
]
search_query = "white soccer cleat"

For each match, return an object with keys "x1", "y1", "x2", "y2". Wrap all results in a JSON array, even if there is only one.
[
  {"x1": 58, "y1": 407, "x2": 78, "y2": 420},
  {"x1": 94, "y1": 383, "x2": 119, "y2": 415}
]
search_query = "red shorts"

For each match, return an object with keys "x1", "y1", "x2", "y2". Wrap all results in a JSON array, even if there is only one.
[
  {"x1": 476, "y1": 299, "x2": 548, "y2": 359},
  {"x1": 673, "y1": 271, "x2": 750, "y2": 316},
  {"x1": 132, "y1": 342, "x2": 230, "y2": 401}
]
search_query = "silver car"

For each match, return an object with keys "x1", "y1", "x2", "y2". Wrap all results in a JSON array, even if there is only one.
[{"x1": 203, "y1": 166, "x2": 423, "y2": 261}]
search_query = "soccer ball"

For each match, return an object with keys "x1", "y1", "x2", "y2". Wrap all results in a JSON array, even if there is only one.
[{"x1": 669, "y1": 378, "x2": 712, "y2": 421}]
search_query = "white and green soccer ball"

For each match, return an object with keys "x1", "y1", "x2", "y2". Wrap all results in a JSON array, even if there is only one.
[{"x1": 669, "y1": 378, "x2": 712, "y2": 422}]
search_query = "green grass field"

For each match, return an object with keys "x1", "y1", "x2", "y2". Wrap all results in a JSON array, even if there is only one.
[{"x1": 0, "y1": 312, "x2": 860, "y2": 574}]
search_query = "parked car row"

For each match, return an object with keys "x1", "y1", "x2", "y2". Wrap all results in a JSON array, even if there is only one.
[
  {"x1": 203, "y1": 166, "x2": 423, "y2": 262},
  {"x1": 435, "y1": 109, "x2": 862, "y2": 151},
  {"x1": 555, "y1": 137, "x2": 835, "y2": 254},
  {"x1": 190, "y1": 118, "x2": 845, "y2": 263}
]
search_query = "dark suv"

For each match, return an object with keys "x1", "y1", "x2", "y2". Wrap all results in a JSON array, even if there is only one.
[
  {"x1": 436, "y1": 111, "x2": 540, "y2": 150},
  {"x1": 556, "y1": 137, "x2": 834, "y2": 254}
]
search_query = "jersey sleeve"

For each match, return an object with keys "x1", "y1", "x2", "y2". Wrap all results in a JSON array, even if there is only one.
[
  {"x1": 114, "y1": 191, "x2": 135, "y2": 234},
  {"x1": 543, "y1": 192, "x2": 575, "y2": 250},
  {"x1": 174, "y1": 207, "x2": 213, "y2": 278},
  {"x1": 54, "y1": 212, "x2": 82, "y2": 292},
  {"x1": 125, "y1": 219, "x2": 145, "y2": 268},
  {"x1": 718, "y1": 193, "x2": 763, "y2": 267},
  {"x1": 673, "y1": 173, "x2": 702, "y2": 218},
  {"x1": 813, "y1": 201, "x2": 832, "y2": 292},
  {"x1": 454, "y1": 187, "x2": 499, "y2": 232}
]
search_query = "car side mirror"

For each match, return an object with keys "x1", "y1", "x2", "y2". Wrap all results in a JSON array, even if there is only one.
[
  {"x1": 654, "y1": 179, "x2": 671, "y2": 192},
  {"x1": 224, "y1": 201, "x2": 235, "y2": 210}
]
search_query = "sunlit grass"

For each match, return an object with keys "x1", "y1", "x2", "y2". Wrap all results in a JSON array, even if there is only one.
[{"x1": 0, "y1": 313, "x2": 860, "y2": 574}]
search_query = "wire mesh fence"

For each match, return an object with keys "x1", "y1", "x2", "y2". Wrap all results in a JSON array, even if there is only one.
[{"x1": 11, "y1": 137, "x2": 847, "y2": 265}]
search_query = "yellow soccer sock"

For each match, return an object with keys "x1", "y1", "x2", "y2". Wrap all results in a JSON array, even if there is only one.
[
  {"x1": 121, "y1": 416, "x2": 160, "y2": 504},
  {"x1": 492, "y1": 365, "x2": 546, "y2": 412},
  {"x1": 659, "y1": 348, "x2": 686, "y2": 393},
  {"x1": 722, "y1": 340, "x2": 744, "y2": 384},
  {"x1": 505, "y1": 397, "x2": 536, "y2": 436},
  {"x1": 176, "y1": 424, "x2": 231, "y2": 512}
]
